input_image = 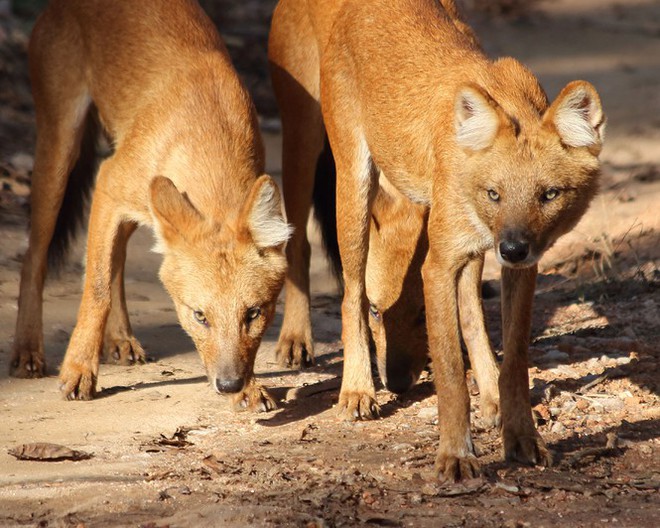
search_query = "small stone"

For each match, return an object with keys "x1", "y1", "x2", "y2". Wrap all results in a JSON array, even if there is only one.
[
  {"x1": 409, "y1": 493, "x2": 423, "y2": 505},
  {"x1": 540, "y1": 348, "x2": 569, "y2": 363},
  {"x1": 418, "y1": 406, "x2": 438, "y2": 420},
  {"x1": 576, "y1": 399, "x2": 590, "y2": 411},
  {"x1": 533, "y1": 403, "x2": 551, "y2": 421},
  {"x1": 9, "y1": 152, "x2": 34, "y2": 174},
  {"x1": 624, "y1": 396, "x2": 640, "y2": 407},
  {"x1": 551, "y1": 421, "x2": 566, "y2": 434}
]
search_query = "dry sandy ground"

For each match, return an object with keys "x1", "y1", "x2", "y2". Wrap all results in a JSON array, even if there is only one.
[{"x1": 0, "y1": 1, "x2": 659, "y2": 526}]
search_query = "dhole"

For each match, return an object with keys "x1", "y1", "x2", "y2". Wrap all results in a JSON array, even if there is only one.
[
  {"x1": 10, "y1": 0, "x2": 292, "y2": 411},
  {"x1": 269, "y1": 0, "x2": 604, "y2": 480},
  {"x1": 268, "y1": 115, "x2": 432, "y2": 393}
]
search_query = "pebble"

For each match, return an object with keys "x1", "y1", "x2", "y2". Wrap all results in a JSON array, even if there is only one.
[
  {"x1": 540, "y1": 348, "x2": 569, "y2": 363},
  {"x1": 549, "y1": 365, "x2": 580, "y2": 377},
  {"x1": 9, "y1": 152, "x2": 33, "y2": 174},
  {"x1": 550, "y1": 421, "x2": 566, "y2": 434},
  {"x1": 417, "y1": 407, "x2": 438, "y2": 420},
  {"x1": 575, "y1": 399, "x2": 590, "y2": 411}
]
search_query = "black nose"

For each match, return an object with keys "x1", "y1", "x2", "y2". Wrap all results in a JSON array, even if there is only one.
[
  {"x1": 499, "y1": 240, "x2": 529, "y2": 263},
  {"x1": 214, "y1": 377, "x2": 244, "y2": 394}
]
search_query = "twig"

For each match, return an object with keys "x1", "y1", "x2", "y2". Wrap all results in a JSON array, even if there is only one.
[{"x1": 564, "y1": 433, "x2": 620, "y2": 468}]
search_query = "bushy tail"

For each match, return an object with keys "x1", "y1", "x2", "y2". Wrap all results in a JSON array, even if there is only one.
[
  {"x1": 47, "y1": 107, "x2": 100, "y2": 271},
  {"x1": 312, "y1": 136, "x2": 343, "y2": 285}
]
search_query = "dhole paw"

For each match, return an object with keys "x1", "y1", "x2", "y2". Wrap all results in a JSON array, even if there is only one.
[
  {"x1": 103, "y1": 336, "x2": 147, "y2": 366},
  {"x1": 10, "y1": 349, "x2": 45, "y2": 378},
  {"x1": 233, "y1": 383, "x2": 278, "y2": 413},
  {"x1": 503, "y1": 428, "x2": 553, "y2": 467},
  {"x1": 275, "y1": 335, "x2": 314, "y2": 370},
  {"x1": 336, "y1": 390, "x2": 380, "y2": 421},
  {"x1": 480, "y1": 394, "x2": 501, "y2": 428},
  {"x1": 436, "y1": 452, "x2": 481, "y2": 483},
  {"x1": 59, "y1": 361, "x2": 98, "y2": 401}
]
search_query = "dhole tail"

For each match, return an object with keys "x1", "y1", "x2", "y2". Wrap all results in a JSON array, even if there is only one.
[{"x1": 312, "y1": 136, "x2": 343, "y2": 284}]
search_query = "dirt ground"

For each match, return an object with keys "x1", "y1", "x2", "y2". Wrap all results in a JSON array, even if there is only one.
[{"x1": 0, "y1": 1, "x2": 659, "y2": 526}]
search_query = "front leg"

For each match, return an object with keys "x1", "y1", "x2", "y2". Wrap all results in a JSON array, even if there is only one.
[
  {"x1": 424, "y1": 244, "x2": 479, "y2": 482},
  {"x1": 103, "y1": 221, "x2": 146, "y2": 365},
  {"x1": 499, "y1": 265, "x2": 552, "y2": 466},
  {"x1": 331, "y1": 130, "x2": 379, "y2": 420},
  {"x1": 458, "y1": 255, "x2": 500, "y2": 427},
  {"x1": 59, "y1": 168, "x2": 121, "y2": 400}
]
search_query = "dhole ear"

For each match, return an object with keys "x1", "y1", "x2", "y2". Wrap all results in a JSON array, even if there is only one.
[
  {"x1": 545, "y1": 81, "x2": 605, "y2": 153},
  {"x1": 241, "y1": 175, "x2": 293, "y2": 250},
  {"x1": 150, "y1": 176, "x2": 203, "y2": 251},
  {"x1": 454, "y1": 85, "x2": 501, "y2": 151}
]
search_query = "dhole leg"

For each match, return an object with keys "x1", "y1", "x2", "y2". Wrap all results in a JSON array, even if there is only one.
[
  {"x1": 331, "y1": 132, "x2": 379, "y2": 420},
  {"x1": 11, "y1": 96, "x2": 91, "y2": 378},
  {"x1": 59, "y1": 163, "x2": 122, "y2": 400},
  {"x1": 458, "y1": 255, "x2": 500, "y2": 427},
  {"x1": 499, "y1": 265, "x2": 552, "y2": 466},
  {"x1": 423, "y1": 223, "x2": 479, "y2": 481},
  {"x1": 276, "y1": 118, "x2": 324, "y2": 369},
  {"x1": 269, "y1": 4, "x2": 324, "y2": 369},
  {"x1": 103, "y1": 221, "x2": 147, "y2": 365}
]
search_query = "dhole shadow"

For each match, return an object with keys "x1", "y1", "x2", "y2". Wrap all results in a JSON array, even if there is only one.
[{"x1": 481, "y1": 417, "x2": 659, "y2": 477}]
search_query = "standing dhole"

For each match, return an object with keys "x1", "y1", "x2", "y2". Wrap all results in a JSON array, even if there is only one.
[
  {"x1": 269, "y1": 0, "x2": 605, "y2": 481},
  {"x1": 10, "y1": 0, "x2": 292, "y2": 411}
]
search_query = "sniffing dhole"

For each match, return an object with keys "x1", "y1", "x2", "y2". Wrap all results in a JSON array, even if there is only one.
[{"x1": 11, "y1": 0, "x2": 292, "y2": 411}]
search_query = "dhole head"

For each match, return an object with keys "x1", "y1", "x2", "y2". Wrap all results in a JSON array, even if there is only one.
[
  {"x1": 366, "y1": 178, "x2": 429, "y2": 394},
  {"x1": 149, "y1": 175, "x2": 292, "y2": 395},
  {"x1": 453, "y1": 77, "x2": 605, "y2": 268}
]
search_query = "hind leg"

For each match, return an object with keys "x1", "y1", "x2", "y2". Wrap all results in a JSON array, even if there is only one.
[
  {"x1": 102, "y1": 221, "x2": 147, "y2": 365},
  {"x1": 269, "y1": 5, "x2": 325, "y2": 369},
  {"x1": 11, "y1": 55, "x2": 90, "y2": 377}
]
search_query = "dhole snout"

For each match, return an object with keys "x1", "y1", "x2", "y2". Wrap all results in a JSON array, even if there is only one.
[{"x1": 497, "y1": 230, "x2": 533, "y2": 267}]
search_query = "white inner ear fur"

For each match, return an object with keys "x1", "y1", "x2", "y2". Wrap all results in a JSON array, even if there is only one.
[
  {"x1": 455, "y1": 88, "x2": 499, "y2": 151},
  {"x1": 249, "y1": 181, "x2": 294, "y2": 249},
  {"x1": 554, "y1": 87, "x2": 604, "y2": 148}
]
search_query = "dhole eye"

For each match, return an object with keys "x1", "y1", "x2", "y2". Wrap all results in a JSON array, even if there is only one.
[
  {"x1": 193, "y1": 310, "x2": 208, "y2": 326},
  {"x1": 542, "y1": 188, "x2": 560, "y2": 202},
  {"x1": 246, "y1": 307, "x2": 261, "y2": 323},
  {"x1": 487, "y1": 189, "x2": 500, "y2": 202},
  {"x1": 368, "y1": 303, "x2": 381, "y2": 322}
]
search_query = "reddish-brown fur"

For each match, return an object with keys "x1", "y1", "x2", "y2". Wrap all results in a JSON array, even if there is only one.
[
  {"x1": 11, "y1": 0, "x2": 292, "y2": 411},
  {"x1": 270, "y1": 0, "x2": 604, "y2": 480}
]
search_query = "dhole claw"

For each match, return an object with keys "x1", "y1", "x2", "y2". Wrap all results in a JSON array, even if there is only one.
[
  {"x1": 103, "y1": 336, "x2": 147, "y2": 366},
  {"x1": 59, "y1": 362, "x2": 97, "y2": 400},
  {"x1": 336, "y1": 391, "x2": 380, "y2": 421},
  {"x1": 480, "y1": 395, "x2": 501, "y2": 429},
  {"x1": 504, "y1": 431, "x2": 553, "y2": 467},
  {"x1": 233, "y1": 382, "x2": 278, "y2": 413},
  {"x1": 436, "y1": 452, "x2": 481, "y2": 483},
  {"x1": 9, "y1": 351, "x2": 45, "y2": 378},
  {"x1": 275, "y1": 336, "x2": 315, "y2": 370}
]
